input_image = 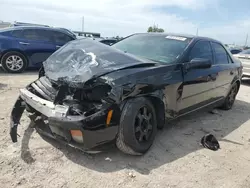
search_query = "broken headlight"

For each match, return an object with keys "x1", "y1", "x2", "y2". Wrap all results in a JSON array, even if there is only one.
[{"x1": 74, "y1": 84, "x2": 112, "y2": 102}]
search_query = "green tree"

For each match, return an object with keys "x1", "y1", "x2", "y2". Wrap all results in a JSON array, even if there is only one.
[
  {"x1": 147, "y1": 26, "x2": 153, "y2": 32},
  {"x1": 147, "y1": 24, "x2": 164, "y2": 33},
  {"x1": 157, "y1": 28, "x2": 164, "y2": 33}
]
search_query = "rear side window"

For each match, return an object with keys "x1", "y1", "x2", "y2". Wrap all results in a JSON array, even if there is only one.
[
  {"x1": 36, "y1": 30, "x2": 54, "y2": 43},
  {"x1": 53, "y1": 31, "x2": 73, "y2": 44},
  {"x1": 22, "y1": 29, "x2": 58, "y2": 42},
  {"x1": 23, "y1": 29, "x2": 40, "y2": 40},
  {"x1": 211, "y1": 42, "x2": 229, "y2": 64},
  {"x1": 11, "y1": 29, "x2": 23, "y2": 38},
  {"x1": 189, "y1": 41, "x2": 213, "y2": 62}
]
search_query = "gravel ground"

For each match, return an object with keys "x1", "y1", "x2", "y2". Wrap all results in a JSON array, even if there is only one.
[{"x1": 1, "y1": 71, "x2": 250, "y2": 188}]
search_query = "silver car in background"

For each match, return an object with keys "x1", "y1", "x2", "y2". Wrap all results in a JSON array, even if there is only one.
[{"x1": 233, "y1": 49, "x2": 250, "y2": 78}]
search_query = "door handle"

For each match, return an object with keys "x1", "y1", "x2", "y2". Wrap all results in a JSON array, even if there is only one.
[
  {"x1": 19, "y1": 42, "x2": 30, "y2": 45},
  {"x1": 230, "y1": 71, "x2": 234, "y2": 75}
]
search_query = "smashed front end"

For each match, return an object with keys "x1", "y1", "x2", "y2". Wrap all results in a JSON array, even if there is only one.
[
  {"x1": 10, "y1": 38, "x2": 160, "y2": 152},
  {"x1": 9, "y1": 39, "x2": 135, "y2": 152},
  {"x1": 10, "y1": 75, "x2": 121, "y2": 151}
]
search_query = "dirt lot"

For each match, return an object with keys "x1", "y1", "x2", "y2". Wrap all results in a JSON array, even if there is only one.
[{"x1": 1, "y1": 71, "x2": 250, "y2": 188}]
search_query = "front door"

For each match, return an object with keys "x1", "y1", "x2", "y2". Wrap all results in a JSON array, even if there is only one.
[{"x1": 180, "y1": 40, "x2": 219, "y2": 114}]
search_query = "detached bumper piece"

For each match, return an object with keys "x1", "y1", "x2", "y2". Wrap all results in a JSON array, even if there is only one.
[
  {"x1": 10, "y1": 87, "x2": 120, "y2": 152},
  {"x1": 10, "y1": 97, "x2": 25, "y2": 142}
]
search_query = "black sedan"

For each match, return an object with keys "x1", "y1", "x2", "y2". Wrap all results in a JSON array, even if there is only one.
[
  {"x1": 229, "y1": 48, "x2": 242, "y2": 54},
  {"x1": 99, "y1": 38, "x2": 118, "y2": 45},
  {"x1": 10, "y1": 33, "x2": 242, "y2": 155}
]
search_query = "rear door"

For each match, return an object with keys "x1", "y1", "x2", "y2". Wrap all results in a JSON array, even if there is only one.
[
  {"x1": 180, "y1": 40, "x2": 219, "y2": 113},
  {"x1": 211, "y1": 42, "x2": 236, "y2": 98},
  {"x1": 17, "y1": 28, "x2": 56, "y2": 67},
  {"x1": 52, "y1": 31, "x2": 74, "y2": 50}
]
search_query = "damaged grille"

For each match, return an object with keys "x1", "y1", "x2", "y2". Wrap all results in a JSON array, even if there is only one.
[
  {"x1": 30, "y1": 76, "x2": 57, "y2": 101},
  {"x1": 27, "y1": 76, "x2": 112, "y2": 117}
]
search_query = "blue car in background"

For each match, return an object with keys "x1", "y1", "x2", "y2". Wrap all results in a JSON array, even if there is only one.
[{"x1": 0, "y1": 26, "x2": 76, "y2": 73}]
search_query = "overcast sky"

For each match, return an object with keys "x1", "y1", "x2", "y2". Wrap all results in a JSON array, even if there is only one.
[{"x1": 0, "y1": 0, "x2": 250, "y2": 45}]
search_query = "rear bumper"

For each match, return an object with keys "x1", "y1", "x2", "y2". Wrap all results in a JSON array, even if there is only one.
[{"x1": 10, "y1": 88, "x2": 120, "y2": 152}]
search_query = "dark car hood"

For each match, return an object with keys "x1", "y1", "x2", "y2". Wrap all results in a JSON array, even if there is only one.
[{"x1": 43, "y1": 38, "x2": 156, "y2": 86}]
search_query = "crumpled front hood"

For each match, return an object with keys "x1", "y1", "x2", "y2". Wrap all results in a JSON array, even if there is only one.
[{"x1": 43, "y1": 38, "x2": 155, "y2": 86}]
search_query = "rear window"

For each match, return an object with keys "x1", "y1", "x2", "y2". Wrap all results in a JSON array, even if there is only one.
[{"x1": 53, "y1": 31, "x2": 73, "y2": 44}]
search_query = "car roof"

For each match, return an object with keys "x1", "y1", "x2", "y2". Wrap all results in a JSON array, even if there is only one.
[
  {"x1": 131, "y1": 32, "x2": 222, "y2": 44},
  {"x1": 0, "y1": 26, "x2": 75, "y2": 37},
  {"x1": 100, "y1": 38, "x2": 117, "y2": 41}
]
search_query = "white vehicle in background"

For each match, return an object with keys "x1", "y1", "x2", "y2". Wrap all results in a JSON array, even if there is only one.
[{"x1": 233, "y1": 49, "x2": 250, "y2": 78}]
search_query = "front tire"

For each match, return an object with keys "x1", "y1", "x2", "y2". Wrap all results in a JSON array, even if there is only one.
[
  {"x1": 220, "y1": 83, "x2": 238, "y2": 110},
  {"x1": 116, "y1": 97, "x2": 157, "y2": 155},
  {"x1": 1, "y1": 51, "x2": 28, "y2": 73}
]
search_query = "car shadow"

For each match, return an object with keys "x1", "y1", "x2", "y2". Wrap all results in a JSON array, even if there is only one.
[{"x1": 21, "y1": 99, "x2": 250, "y2": 174}]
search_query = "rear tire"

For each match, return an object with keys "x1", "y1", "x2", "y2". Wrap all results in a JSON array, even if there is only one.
[
  {"x1": 220, "y1": 83, "x2": 238, "y2": 110},
  {"x1": 1, "y1": 51, "x2": 28, "y2": 73},
  {"x1": 116, "y1": 97, "x2": 157, "y2": 155}
]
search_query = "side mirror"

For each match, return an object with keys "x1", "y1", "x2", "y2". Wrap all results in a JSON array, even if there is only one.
[{"x1": 187, "y1": 58, "x2": 212, "y2": 70}]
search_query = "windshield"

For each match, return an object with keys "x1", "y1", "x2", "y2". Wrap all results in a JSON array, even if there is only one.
[
  {"x1": 112, "y1": 34, "x2": 192, "y2": 64},
  {"x1": 239, "y1": 49, "x2": 250, "y2": 55}
]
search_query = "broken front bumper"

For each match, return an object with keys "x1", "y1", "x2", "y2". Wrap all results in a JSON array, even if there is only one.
[{"x1": 10, "y1": 88, "x2": 120, "y2": 152}]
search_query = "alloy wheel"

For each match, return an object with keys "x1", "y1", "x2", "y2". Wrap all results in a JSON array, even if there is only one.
[
  {"x1": 134, "y1": 106, "x2": 154, "y2": 143},
  {"x1": 228, "y1": 85, "x2": 237, "y2": 108},
  {"x1": 5, "y1": 55, "x2": 24, "y2": 71}
]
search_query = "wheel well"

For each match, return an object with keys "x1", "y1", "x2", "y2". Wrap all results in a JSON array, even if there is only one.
[
  {"x1": 0, "y1": 50, "x2": 29, "y2": 65},
  {"x1": 146, "y1": 96, "x2": 165, "y2": 129},
  {"x1": 236, "y1": 80, "x2": 240, "y2": 93}
]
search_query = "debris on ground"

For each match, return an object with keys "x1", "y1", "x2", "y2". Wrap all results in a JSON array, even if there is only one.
[
  {"x1": 201, "y1": 134, "x2": 220, "y2": 151},
  {"x1": 128, "y1": 172, "x2": 136, "y2": 178},
  {"x1": 105, "y1": 157, "x2": 112, "y2": 162},
  {"x1": 209, "y1": 109, "x2": 222, "y2": 116}
]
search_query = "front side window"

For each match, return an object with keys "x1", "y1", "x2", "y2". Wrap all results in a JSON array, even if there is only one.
[
  {"x1": 211, "y1": 42, "x2": 229, "y2": 64},
  {"x1": 189, "y1": 41, "x2": 213, "y2": 62},
  {"x1": 112, "y1": 34, "x2": 192, "y2": 64}
]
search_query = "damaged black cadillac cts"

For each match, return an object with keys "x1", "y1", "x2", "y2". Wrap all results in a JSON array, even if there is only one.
[{"x1": 10, "y1": 33, "x2": 242, "y2": 155}]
